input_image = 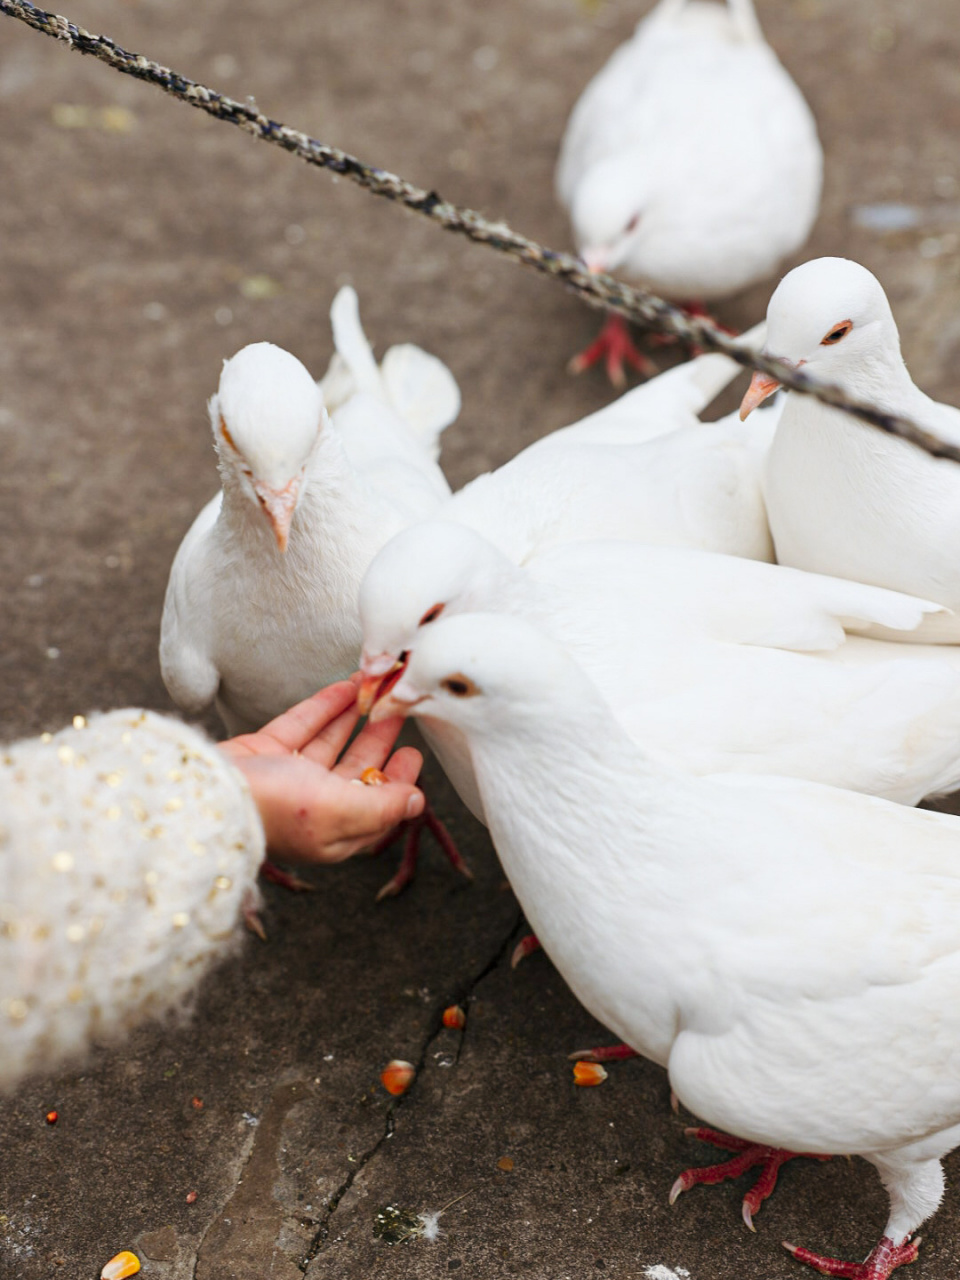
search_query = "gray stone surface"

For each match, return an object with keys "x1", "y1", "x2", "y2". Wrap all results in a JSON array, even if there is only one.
[{"x1": 2, "y1": 0, "x2": 960, "y2": 1277}]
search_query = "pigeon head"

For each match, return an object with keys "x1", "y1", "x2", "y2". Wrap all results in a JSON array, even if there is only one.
[
  {"x1": 570, "y1": 156, "x2": 648, "y2": 275},
  {"x1": 368, "y1": 612, "x2": 584, "y2": 736},
  {"x1": 211, "y1": 342, "x2": 324, "y2": 551},
  {"x1": 740, "y1": 257, "x2": 903, "y2": 418},
  {"x1": 356, "y1": 523, "x2": 516, "y2": 716}
]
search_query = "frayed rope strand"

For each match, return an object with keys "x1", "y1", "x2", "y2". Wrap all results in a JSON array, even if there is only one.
[{"x1": 3, "y1": 0, "x2": 960, "y2": 463}]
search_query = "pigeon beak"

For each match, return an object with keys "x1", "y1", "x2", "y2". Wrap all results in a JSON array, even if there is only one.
[
  {"x1": 368, "y1": 662, "x2": 424, "y2": 724},
  {"x1": 357, "y1": 655, "x2": 406, "y2": 716},
  {"x1": 368, "y1": 685, "x2": 425, "y2": 724},
  {"x1": 253, "y1": 477, "x2": 301, "y2": 552},
  {"x1": 356, "y1": 676, "x2": 383, "y2": 717},
  {"x1": 739, "y1": 371, "x2": 782, "y2": 420},
  {"x1": 581, "y1": 248, "x2": 610, "y2": 275}
]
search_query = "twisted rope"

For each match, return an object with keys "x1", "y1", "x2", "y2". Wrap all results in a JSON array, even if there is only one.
[{"x1": 3, "y1": 0, "x2": 959, "y2": 462}]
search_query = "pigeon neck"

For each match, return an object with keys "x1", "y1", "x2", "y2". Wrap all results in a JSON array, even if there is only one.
[
  {"x1": 470, "y1": 696, "x2": 682, "y2": 901},
  {"x1": 466, "y1": 700, "x2": 693, "y2": 1065},
  {"x1": 726, "y1": 0, "x2": 763, "y2": 42},
  {"x1": 782, "y1": 344, "x2": 921, "y2": 459},
  {"x1": 650, "y1": 0, "x2": 762, "y2": 43},
  {"x1": 839, "y1": 343, "x2": 915, "y2": 411}
]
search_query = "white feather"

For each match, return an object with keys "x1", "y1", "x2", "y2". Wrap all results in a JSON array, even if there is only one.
[{"x1": 416, "y1": 1211, "x2": 443, "y2": 1243}]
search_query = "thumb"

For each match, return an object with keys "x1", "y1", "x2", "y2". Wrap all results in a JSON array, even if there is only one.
[
  {"x1": 336, "y1": 776, "x2": 425, "y2": 846},
  {"x1": 370, "y1": 780, "x2": 425, "y2": 827}
]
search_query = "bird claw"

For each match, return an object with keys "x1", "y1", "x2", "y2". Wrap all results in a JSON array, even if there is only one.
[
  {"x1": 259, "y1": 860, "x2": 315, "y2": 893},
  {"x1": 782, "y1": 1234, "x2": 920, "y2": 1278},
  {"x1": 670, "y1": 1128, "x2": 830, "y2": 1230},
  {"x1": 375, "y1": 866, "x2": 411, "y2": 901},
  {"x1": 242, "y1": 888, "x2": 268, "y2": 942},
  {"x1": 567, "y1": 1043, "x2": 639, "y2": 1064},
  {"x1": 568, "y1": 314, "x2": 659, "y2": 386},
  {"x1": 373, "y1": 803, "x2": 473, "y2": 900},
  {"x1": 510, "y1": 933, "x2": 541, "y2": 969}
]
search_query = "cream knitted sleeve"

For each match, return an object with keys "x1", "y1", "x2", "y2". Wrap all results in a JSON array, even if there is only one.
[{"x1": 0, "y1": 708, "x2": 265, "y2": 1091}]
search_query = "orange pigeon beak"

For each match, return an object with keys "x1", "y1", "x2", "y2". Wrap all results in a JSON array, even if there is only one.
[
  {"x1": 357, "y1": 673, "x2": 386, "y2": 717},
  {"x1": 739, "y1": 371, "x2": 782, "y2": 420},
  {"x1": 253, "y1": 477, "x2": 301, "y2": 552},
  {"x1": 581, "y1": 247, "x2": 611, "y2": 274},
  {"x1": 358, "y1": 654, "x2": 409, "y2": 718},
  {"x1": 368, "y1": 682, "x2": 425, "y2": 724}
]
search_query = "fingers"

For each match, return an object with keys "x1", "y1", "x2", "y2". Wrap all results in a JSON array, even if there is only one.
[
  {"x1": 252, "y1": 681, "x2": 359, "y2": 755},
  {"x1": 218, "y1": 735, "x2": 255, "y2": 763},
  {"x1": 383, "y1": 746, "x2": 423, "y2": 788},
  {"x1": 332, "y1": 714, "x2": 406, "y2": 779},
  {"x1": 299, "y1": 702, "x2": 362, "y2": 768},
  {"x1": 237, "y1": 753, "x2": 424, "y2": 866},
  {"x1": 322, "y1": 779, "x2": 424, "y2": 859}
]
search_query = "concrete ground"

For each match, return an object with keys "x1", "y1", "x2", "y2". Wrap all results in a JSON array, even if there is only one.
[{"x1": 2, "y1": 0, "x2": 960, "y2": 1276}]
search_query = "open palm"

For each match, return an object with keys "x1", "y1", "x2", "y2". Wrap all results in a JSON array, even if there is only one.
[{"x1": 221, "y1": 678, "x2": 424, "y2": 863}]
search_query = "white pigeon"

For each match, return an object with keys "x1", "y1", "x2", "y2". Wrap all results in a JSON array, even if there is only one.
[
  {"x1": 0, "y1": 710, "x2": 263, "y2": 1092},
  {"x1": 437, "y1": 331, "x2": 779, "y2": 567},
  {"x1": 353, "y1": 339, "x2": 775, "y2": 895},
  {"x1": 159, "y1": 291, "x2": 457, "y2": 735},
  {"x1": 357, "y1": 521, "x2": 960, "y2": 829},
  {"x1": 348, "y1": 340, "x2": 775, "y2": 894},
  {"x1": 372, "y1": 610, "x2": 960, "y2": 1280},
  {"x1": 557, "y1": 0, "x2": 822, "y2": 382},
  {"x1": 742, "y1": 256, "x2": 960, "y2": 643}
]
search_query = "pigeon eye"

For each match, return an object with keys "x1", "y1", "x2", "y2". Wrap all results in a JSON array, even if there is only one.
[
  {"x1": 441, "y1": 673, "x2": 479, "y2": 698},
  {"x1": 419, "y1": 603, "x2": 445, "y2": 627},
  {"x1": 820, "y1": 320, "x2": 853, "y2": 346}
]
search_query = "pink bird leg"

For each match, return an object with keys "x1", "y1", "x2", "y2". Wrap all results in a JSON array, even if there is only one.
[
  {"x1": 568, "y1": 314, "x2": 659, "y2": 387},
  {"x1": 568, "y1": 1043, "x2": 640, "y2": 1064},
  {"x1": 782, "y1": 1234, "x2": 920, "y2": 1279},
  {"x1": 259, "y1": 860, "x2": 314, "y2": 893},
  {"x1": 670, "y1": 1127, "x2": 831, "y2": 1231},
  {"x1": 647, "y1": 299, "x2": 739, "y2": 353},
  {"x1": 243, "y1": 860, "x2": 315, "y2": 940},
  {"x1": 372, "y1": 802, "x2": 473, "y2": 901},
  {"x1": 510, "y1": 932, "x2": 542, "y2": 968}
]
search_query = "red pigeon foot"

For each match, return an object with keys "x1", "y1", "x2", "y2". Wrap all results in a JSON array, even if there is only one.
[
  {"x1": 372, "y1": 802, "x2": 473, "y2": 901},
  {"x1": 568, "y1": 1043, "x2": 640, "y2": 1064},
  {"x1": 259, "y1": 860, "x2": 314, "y2": 893},
  {"x1": 647, "y1": 300, "x2": 739, "y2": 353},
  {"x1": 568, "y1": 314, "x2": 659, "y2": 387},
  {"x1": 510, "y1": 933, "x2": 542, "y2": 968},
  {"x1": 670, "y1": 1126, "x2": 831, "y2": 1231},
  {"x1": 783, "y1": 1233, "x2": 920, "y2": 1279}
]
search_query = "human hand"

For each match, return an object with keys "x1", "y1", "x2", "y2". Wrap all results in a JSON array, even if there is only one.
[{"x1": 220, "y1": 678, "x2": 424, "y2": 863}]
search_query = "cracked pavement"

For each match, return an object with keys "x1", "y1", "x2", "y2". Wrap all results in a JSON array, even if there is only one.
[{"x1": 4, "y1": 0, "x2": 960, "y2": 1277}]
